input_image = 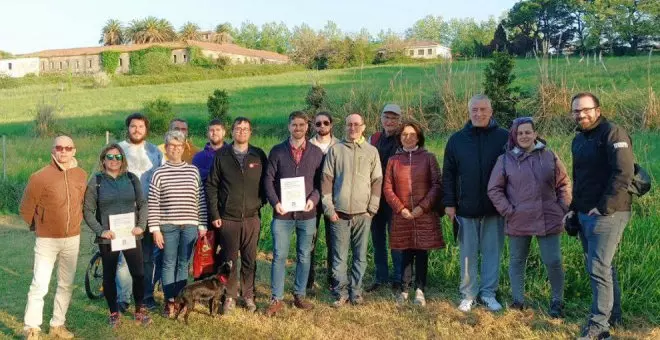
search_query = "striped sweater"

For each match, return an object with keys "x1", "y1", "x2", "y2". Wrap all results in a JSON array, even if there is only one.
[{"x1": 148, "y1": 161, "x2": 207, "y2": 232}]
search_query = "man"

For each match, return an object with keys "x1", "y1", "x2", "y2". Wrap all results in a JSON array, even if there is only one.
[
  {"x1": 158, "y1": 118, "x2": 200, "y2": 164},
  {"x1": 192, "y1": 119, "x2": 227, "y2": 183},
  {"x1": 206, "y1": 117, "x2": 268, "y2": 314},
  {"x1": 307, "y1": 112, "x2": 340, "y2": 291},
  {"x1": 442, "y1": 94, "x2": 508, "y2": 312},
  {"x1": 566, "y1": 92, "x2": 634, "y2": 340},
  {"x1": 366, "y1": 103, "x2": 403, "y2": 292},
  {"x1": 19, "y1": 135, "x2": 88, "y2": 340},
  {"x1": 322, "y1": 113, "x2": 382, "y2": 308},
  {"x1": 118, "y1": 113, "x2": 164, "y2": 311},
  {"x1": 264, "y1": 111, "x2": 324, "y2": 316}
]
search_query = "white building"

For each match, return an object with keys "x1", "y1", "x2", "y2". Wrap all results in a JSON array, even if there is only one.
[
  {"x1": 405, "y1": 41, "x2": 452, "y2": 59},
  {"x1": 0, "y1": 57, "x2": 40, "y2": 77}
]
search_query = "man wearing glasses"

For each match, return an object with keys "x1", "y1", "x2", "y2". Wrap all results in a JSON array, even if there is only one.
[
  {"x1": 322, "y1": 113, "x2": 382, "y2": 308},
  {"x1": 308, "y1": 112, "x2": 340, "y2": 291},
  {"x1": 206, "y1": 117, "x2": 268, "y2": 315},
  {"x1": 566, "y1": 93, "x2": 634, "y2": 340},
  {"x1": 20, "y1": 136, "x2": 88, "y2": 340},
  {"x1": 157, "y1": 118, "x2": 200, "y2": 164}
]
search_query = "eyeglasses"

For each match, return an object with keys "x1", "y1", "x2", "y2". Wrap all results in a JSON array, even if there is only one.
[
  {"x1": 571, "y1": 107, "x2": 598, "y2": 115},
  {"x1": 105, "y1": 154, "x2": 123, "y2": 161},
  {"x1": 54, "y1": 145, "x2": 75, "y2": 152},
  {"x1": 233, "y1": 127, "x2": 251, "y2": 133},
  {"x1": 315, "y1": 121, "x2": 331, "y2": 127},
  {"x1": 167, "y1": 144, "x2": 184, "y2": 149},
  {"x1": 512, "y1": 117, "x2": 534, "y2": 124}
]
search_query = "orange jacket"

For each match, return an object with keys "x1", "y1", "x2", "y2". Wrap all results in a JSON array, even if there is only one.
[{"x1": 20, "y1": 157, "x2": 88, "y2": 238}]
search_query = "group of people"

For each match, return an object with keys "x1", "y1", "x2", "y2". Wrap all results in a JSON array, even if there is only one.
[{"x1": 19, "y1": 91, "x2": 635, "y2": 340}]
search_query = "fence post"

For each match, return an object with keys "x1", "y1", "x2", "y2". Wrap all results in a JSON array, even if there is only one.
[
  {"x1": 2, "y1": 135, "x2": 6, "y2": 180},
  {"x1": 106, "y1": 131, "x2": 109, "y2": 145}
]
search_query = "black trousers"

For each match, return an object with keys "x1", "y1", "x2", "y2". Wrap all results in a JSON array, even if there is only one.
[
  {"x1": 99, "y1": 242, "x2": 145, "y2": 313},
  {"x1": 307, "y1": 211, "x2": 332, "y2": 288},
  {"x1": 401, "y1": 249, "x2": 428, "y2": 292},
  {"x1": 215, "y1": 217, "x2": 260, "y2": 300}
]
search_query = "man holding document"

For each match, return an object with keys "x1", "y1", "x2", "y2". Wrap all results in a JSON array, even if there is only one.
[{"x1": 264, "y1": 111, "x2": 324, "y2": 316}]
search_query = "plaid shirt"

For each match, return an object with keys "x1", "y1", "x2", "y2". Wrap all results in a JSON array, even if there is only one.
[{"x1": 290, "y1": 139, "x2": 306, "y2": 165}]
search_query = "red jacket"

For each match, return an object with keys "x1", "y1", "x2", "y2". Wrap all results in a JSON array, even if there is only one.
[
  {"x1": 487, "y1": 143, "x2": 572, "y2": 236},
  {"x1": 383, "y1": 147, "x2": 444, "y2": 250}
]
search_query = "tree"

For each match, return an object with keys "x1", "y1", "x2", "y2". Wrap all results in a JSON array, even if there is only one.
[
  {"x1": 214, "y1": 23, "x2": 234, "y2": 44},
  {"x1": 320, "y1": 21, "x2": 343, "y2": 42},
  {"x1": 609, "y1": 0, "x2": 660, "y2": 52},
  {"x1": 405, "y1": 15, "x2": 450, "y2": 45},
  {"x1": 235, "y1": 21, "x2": 260, "y2": 49},
  {"x1": 483, "y1": 52, "x2": 519, "y2": 127},
  {"x1": 179, "y1": 22, "x2": 200, "y2": 41},
  {"x1": 258, "y1": 22, "x2": 290, "y2": 54},
  {"x1": 290, "y1": 23, "x2": 326, "y2": 68},
  {"x1": 127, "y1": 17, "x2": 176, "y2": 44},
  {"x1": 489, "y1": 22, "x2": 508, "y2": 52},
  {"x1": 448, "y1": 17, "x2": 497, "y2": 57},
  {"x1": 99, "y1": 19, "x2": 125, "y2": 45}
]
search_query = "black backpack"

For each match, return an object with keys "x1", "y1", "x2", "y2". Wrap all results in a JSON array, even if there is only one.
[{"x1": 628, "y1": 163, "x2": 651, "y2": 197}]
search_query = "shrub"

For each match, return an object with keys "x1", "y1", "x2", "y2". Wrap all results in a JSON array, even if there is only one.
[
  {"x1": 207, "y1": 89, "x2": 231, "y2": 125},
  {"x1": 34, "y1": 99, "x2": 59, "y2": 137},
  {"x1": 143, "y1": 97, "x2": 174, "y2": 135},
  {"x1": 483, "y1": 51, "x2": 519, "y2": 128},
  {"x1": 130, "y1": 46, "x2": 172, "y2": 75},
  {"x1": 100, "y1": 50, "x2": 121, "y2": 73},
  {"x1": 305, "y1": 84, "x2": 327, "y2": 114},
  {"x1": 92, "y1": 72, "x2": 111, "y2": 88}
]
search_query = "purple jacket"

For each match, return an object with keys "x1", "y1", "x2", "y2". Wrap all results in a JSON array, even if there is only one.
[
  {"x1": 264, "y1": 139, "x2": 324, "y2": 220},
  {"x1": 192, "y1": 142, "x2": 227, "y2": 183},
  {"x1": 487, "y1": 142, "x2": 572, "y2": 236}
]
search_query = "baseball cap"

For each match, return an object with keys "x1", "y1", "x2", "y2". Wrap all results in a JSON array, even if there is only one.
[{"x1": 382, "y1": 104, "x2": 402, "y2": 116}]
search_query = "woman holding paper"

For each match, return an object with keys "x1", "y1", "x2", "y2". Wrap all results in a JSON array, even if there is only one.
[{"x1": 83, "y1": 143, "x2": 151, "y2": 327}]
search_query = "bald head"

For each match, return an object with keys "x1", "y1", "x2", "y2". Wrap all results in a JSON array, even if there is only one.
[
  {"x1": 51, "y1": 135, "x2": 76, "y2": 167},
  {"x1": 345, "y1": 113, "x2": 366, "y2": 142},
  {"x1": 52, "y1": 135, "x2": 74, "y2": 148}
]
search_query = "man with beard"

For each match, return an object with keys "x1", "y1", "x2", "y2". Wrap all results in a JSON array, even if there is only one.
[
  {"x1": 263, "y1": 111, "x2": 323, "y2": 316},
  {"x1": 566, "y1": 93, "x2": 634, "y2": 340},
  {"x1": 158, "y1": 118, "x2": 200, "y2": 164},
  {"x1": 118, "y1": 113, "x2": 164, "y2": 310},
  {"x1": 307, "y1": 112, "x2": 340, "y2": 291},
  {"x1": 192, "y1": 119, "x2": 228, "y2": 183}
]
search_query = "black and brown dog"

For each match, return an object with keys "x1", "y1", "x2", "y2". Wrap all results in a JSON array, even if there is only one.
[{"x1": 174, "y1": 261, "x2": 232, "y2": 323}]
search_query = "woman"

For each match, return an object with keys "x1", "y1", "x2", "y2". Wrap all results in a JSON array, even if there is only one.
[
  {"x1": 148, "y1": 130, "x2": 208, "y2": 318},
  {"x1": 383, "y1": 121, "x2": 444, "y2": 306},
  {"x1": 487, "y1": 117, "x2": 571, "y2": 317},
  {"x1": 83, "y1": 143, "x2": 151, "y2": 327}
]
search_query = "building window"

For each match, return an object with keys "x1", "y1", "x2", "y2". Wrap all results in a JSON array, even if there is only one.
[
  {"x1": 50, "y1": 62, "x2": 54, "y2": 69},
  {"x1": 76, "y1": 60, "x2": 79, "y2": 69},
  {"x1": 119, "y1": 58, "x2": 122, "y2": 66},
  {"x1": 59, "y1": 62, "x2": 63, "y2": 69},
  {"x1": 183, "y1": 54, "x2": 187, "y2": 61},
  {"x1": 173, "y1": 55, "x2": 177, "y2": 63},
  {"x1": 428, "y1": 48, "x2": 433, "y2": 55},
  {"x1": 89, "y1": 59, "x2": 92, "y2": 68},
  {"x1": 41, "y1": 62, "x2": 45, "y2": 70},
  {"x1": 418, "y1": 49, "x2": 424, "y2": 56},
  {"x1": 7, "y1": 63, "x2": 12, "y2": 70},
  {"x1": 409, "y1": 50, "x2": 414, "y2": 56}
]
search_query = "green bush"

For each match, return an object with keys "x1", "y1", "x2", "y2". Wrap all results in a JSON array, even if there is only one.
[
  {"x1": 0, "y1": 179, "x2": 25, "y2": 214},
  {"x1": 305, "y1": 84, "x2": 327, "y2": 114},
  {"x1": 100, "y1": 50, "x2": 121, "y2": 73},
  {"x1": 130, "y1": 46, "x2": 172, "y2": 75},
  {"x1": 483, "y1": 51, "x2": 519, "y2": 127},
  {"x1": 143, "y1": 97, "x2": 174, "y2": 135},
  {"x1": 34, "y1": 99, "x2": 59, "y2": 137},
  {"x1": 207, "y1": 89, "x2": 231, "y2": 125}
]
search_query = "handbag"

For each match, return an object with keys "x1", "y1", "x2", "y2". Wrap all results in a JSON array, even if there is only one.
[{"x1": 193, "y1": 232, "x2": 216, "y2": 279}]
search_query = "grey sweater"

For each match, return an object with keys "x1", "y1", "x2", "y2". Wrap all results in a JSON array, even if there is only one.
[
  {"x1": 321, "y1": 138, "x2": 383, "y2": 217},
  {"x1": 83, "y1": 172, "x2": 147, "y2": 244}
]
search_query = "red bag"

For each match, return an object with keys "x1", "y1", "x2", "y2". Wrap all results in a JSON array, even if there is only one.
[{"x1": 193, "y1": 232, "x2": 215, "y2": 279}]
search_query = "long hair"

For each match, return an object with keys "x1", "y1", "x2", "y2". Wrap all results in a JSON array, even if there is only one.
[{"x1": 98, "y1": 143, "x2": 128, "y2": 174}]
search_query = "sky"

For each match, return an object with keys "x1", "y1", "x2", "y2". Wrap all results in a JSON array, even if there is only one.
[{"x1": 0, "y1": 0, "x2": 518, "y2": 54}]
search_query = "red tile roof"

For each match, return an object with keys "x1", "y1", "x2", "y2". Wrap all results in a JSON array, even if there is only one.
[{"x1": 405, "y1": 40, "x2": 450, "y2": 49}]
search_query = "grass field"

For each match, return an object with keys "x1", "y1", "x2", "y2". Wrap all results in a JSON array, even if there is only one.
[{"x1": 0, "y1": 57, "x2": 659, "y2": 339}]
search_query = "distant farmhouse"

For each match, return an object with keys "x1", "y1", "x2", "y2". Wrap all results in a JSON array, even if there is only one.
[
  {"x1": 0, "y1": 40, "x2": 289, "y2": 78},
  {"x1": 405, "y1": 40, "x2": 452, "y2": 59}
]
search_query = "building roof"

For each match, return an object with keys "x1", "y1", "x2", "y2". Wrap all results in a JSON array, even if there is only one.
[
  {"x1": 405, "y1": 40, "x2": 450, "y2": 49},
  {"x1": 20, "y1": 40, "x2": 289, "y2": 62}
]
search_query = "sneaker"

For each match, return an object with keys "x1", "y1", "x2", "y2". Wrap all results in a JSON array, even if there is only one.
[
  {"x1": 143, "y1": 298, "x2": 158, "y2": 311},
  {"x1": 548, "y1": 300, "x2": 564, "y2": 318},
  {"x1": 265, "y1": 298, "x2": 284, "y2": 317},
  {"x1": 48, "y1": 325, "x2": 74, "y2": 339},
  {"x1": 293, "y1": 295, "x2": 314, "y2": 310},
  {"x1": 222, "y1": 297, "x2": 236, "y2": 315},
  {"x1": 108, "y1": 312, "x2": 121, "y2": 328},
  {"x1": 118, "y1": 301, "x2": 129, "y2": 314},
  {"x1": 162, "y1": 300, "x2": 175, "y2": 319},
  {"x1": 351, "y1": 295, "x2": 365, "y2": 306},
  {"x1": 134, "y1": 306, "x2": 153, "y2": 326},
  {"x1": 458, "y1": 299, "x2": 475, "y2": 312},
  {"x1": 480, "y1": 296, "x2": 503, "y2": 312},
  {"x1": 396, "y1": 291, "x2": 408, "y2": 305},
  {"x1": 24, "y1": 328, "x2": 40, "y2": 340},
  {"x1": 365, "y1": 282, "x2": 383, "y2": 293},
  {"x1": 332, "y1": 296, "x2": 348, "y2": 309},
  {"x1": 509, "y1": 301, "x2": 526, "y2": 311},
  {"x1": 244, "y1": 298, "x2": 257, "y2": 313},
  {"x1": 578, "y1": 324, "x2": 611, "y2": 340},
  {"x1": 413, "y1": 289, "x2": 426, "y2": 307}
]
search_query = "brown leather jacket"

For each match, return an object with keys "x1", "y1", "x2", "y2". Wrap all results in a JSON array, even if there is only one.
[
  {"x1": 383, "y1": 147, "x2": 445, "y2": 250},
  {"x1": 487, "y1": 143, "x2": 572, "y2": 236},
  {"x1": 20, "y1": 157, "x2": 88, "y2": 238}
]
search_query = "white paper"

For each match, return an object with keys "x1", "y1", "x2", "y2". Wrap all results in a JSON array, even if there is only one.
[
  {"x1": 280, "y1": 177, "x2": 306, "y2": 212},
  {"x1": 109, "y1": 212, "x2": 137, "y2": 251}
]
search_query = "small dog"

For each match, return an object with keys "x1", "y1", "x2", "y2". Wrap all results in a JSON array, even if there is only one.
[{"x1": 174, "y1": 261, "x2": 232, "y2": 323}]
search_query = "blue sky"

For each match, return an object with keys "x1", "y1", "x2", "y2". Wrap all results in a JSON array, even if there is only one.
[{"x1": 0, "y1": 0, "x2": 518, "y2": 54}]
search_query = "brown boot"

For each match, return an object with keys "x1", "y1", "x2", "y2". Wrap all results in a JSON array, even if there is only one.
[
  {"x1": 293, "y1": 295, "x2": 314, "y2": 311},
  {"x1": 48, "y1": 325, "x2": 74, "y2": 339},
  {"x1": 24, "y1": 328, "x2": 40, "y2": 340},
  {"x1": 265, "y1": 298, "x2": 284, "y2": 317}
]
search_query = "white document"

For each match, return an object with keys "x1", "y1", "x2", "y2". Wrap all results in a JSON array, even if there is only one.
[
  {"x1": 109, "y1": 212, "x2": 136, "y2": 252},
  {"x1": 280, "y1": 177, "x2": 306, "y2": 212}
]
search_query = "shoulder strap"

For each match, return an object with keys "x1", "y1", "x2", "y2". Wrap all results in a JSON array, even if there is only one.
[
  {"x1": 95, "y1": 173, "x2": 103, "y2": 222},
  {"x1": 369, "y1": 131, "x2": 382, "y2": 146},
  {"x1": 126, "y1": 172, "x2": 140, "y2": 201}
]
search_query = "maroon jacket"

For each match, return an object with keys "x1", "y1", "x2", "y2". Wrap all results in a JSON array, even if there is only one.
[
  {"x1": 487, "y1": 142, "x2": 572, "y2": 236},
  {"x1": 383, "y1": 147, "x2": 445, "y2": 250}
]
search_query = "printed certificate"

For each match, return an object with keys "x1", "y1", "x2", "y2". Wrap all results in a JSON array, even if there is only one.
[
  {"x1": 280, "y1": 177, "x2": 306, "y2": 212},
  {"x1": 108, "y1": 213, "x2": 136, "y2": 251}
]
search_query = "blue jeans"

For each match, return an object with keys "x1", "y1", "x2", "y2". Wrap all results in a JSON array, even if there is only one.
[
  {"x1": 578, "y1": 211, "x2": 629, "y2": 332},
  {"x1": 330, "y1": 214, "x2": 372, "y2": 300},
  {"x1": 508, "y1": 234, "x2": 564, "y2": 303},
  {"x1": 270, "y1": 218, "x2": 316, "y2": 300},
  {"x1": 371, "y1": 211, "x2": 402, "y2": 284},
  {"x1": 457, "y1": 215, "x2": 505, "y2": 300},
  {"x1": 160, "y1": 224, "x2": 198, "y2": 300},
  {"x1": 142, "y1": 234, "x2": 163, "y2": 304},
  {"x1": 115, "y1": 253, "x2": 132, "y2": 304}
]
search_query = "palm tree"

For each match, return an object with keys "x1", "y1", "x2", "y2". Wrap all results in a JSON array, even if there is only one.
[
  {"x1": 99, "y1": 19, "x2": 125, "y2": 45},
  {"x1": 127, "y1": 17, "x2": 176, "y2": 44},
  {"x1": 179, "y1": 22, "x2": 201, "y2": 41},
  {"x1": 213, "y1": 23, "x2": 234, "y2": 44}
]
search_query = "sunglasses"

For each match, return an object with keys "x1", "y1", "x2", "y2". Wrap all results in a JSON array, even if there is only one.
[
  {"x1": 54, "y1": 145, "x2": 74, "y2": 152},
  {"x1": 315, "y1": 121, "x2": 331, "y2": 127},
  {"x1": 105, "y1": 154, "x2": 123, "y2": 161}
]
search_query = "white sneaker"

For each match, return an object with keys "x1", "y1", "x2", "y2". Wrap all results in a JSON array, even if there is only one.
[
  {"x1": 413, "y1": 289, "x2": 426, "y2": 307},
  {"x1": 480, "y1": 296, "x2": 503, "y2": 311},
  {"x1": 458, "y1": 299, "x2": 475, "y2": 312},
  {"x1": 396, "y1": 291, "x2": 408, "y2": 305}
]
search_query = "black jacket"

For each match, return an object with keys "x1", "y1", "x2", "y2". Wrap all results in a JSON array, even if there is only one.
[
  {"x1": 206, "y1": 144, "x2": 268, "y2": 222},
  {"x1": 571, "y1": 117, "x2": 634, "y2": 215},
  {"x1": 442, "y1": 119, "x2": 508, "y2": 217},
  {"x1": 369, "y1": 130, "x2": 401, "y2": 215}
]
